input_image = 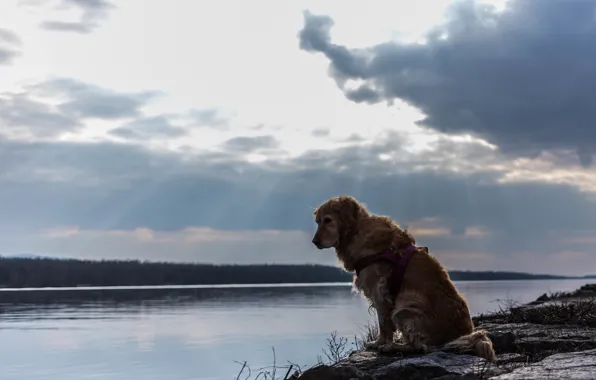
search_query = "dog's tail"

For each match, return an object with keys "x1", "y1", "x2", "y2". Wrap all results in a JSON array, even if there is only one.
[{"x1": 440, "y1": 329, "x2": 496, "y2": 363}]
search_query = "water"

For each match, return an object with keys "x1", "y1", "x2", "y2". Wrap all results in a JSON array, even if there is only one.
[{"x1": 0, "y1": 279, "x2": 590, "y2": 380}]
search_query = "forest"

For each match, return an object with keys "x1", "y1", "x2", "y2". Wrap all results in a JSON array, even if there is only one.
[{"x1": 0, "y1": 256, "x2": 589, "y2": 288}]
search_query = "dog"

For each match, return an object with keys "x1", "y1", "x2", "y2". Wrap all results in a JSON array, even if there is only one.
[{"x1": 311, "y1": 195, "x2": 496, "y2": 363}]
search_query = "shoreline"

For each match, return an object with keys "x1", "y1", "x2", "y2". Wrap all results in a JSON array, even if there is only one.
[
  {"x1": 0, "y1": 277, "x2": 590, "y2": 292},
  {"x1": 0, "y1": 257, "x2": 592, "y2": 289}
]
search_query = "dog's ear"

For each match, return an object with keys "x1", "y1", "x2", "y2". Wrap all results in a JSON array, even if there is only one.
[
  {"x1": 338, "y1": 196, "x2": 360, "y2": 222},
  {"x1": 337, "y1": 195, "x2": 361, "y2": 238}
]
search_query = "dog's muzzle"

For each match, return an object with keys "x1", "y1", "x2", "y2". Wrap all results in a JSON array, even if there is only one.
[{"x1": 312, "y1": 237, "x2": 324, "y2": 249}]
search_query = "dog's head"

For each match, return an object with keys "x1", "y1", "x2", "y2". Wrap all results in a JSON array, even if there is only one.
[{"x1": 311, "y1": 195, "x2": 363, "y2": 250}]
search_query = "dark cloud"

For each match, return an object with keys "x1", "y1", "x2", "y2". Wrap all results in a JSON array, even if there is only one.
[
  {"x1": 24, "y1": 0, "x2": 116, "y2": 33},
  {"x1": 0, "y1": 28, "x2": 22, "y2": 65},
  {"x1": 0, "y1": 137, "x2": 595, "y2": 240},
  {"x1": 2, "y1": 135, "x2": 596, "y2": 272},
  {"x1": 299, "y1": 1, "x2": 596, "y2": 166},
  {"x1": 109, "y1": 115, "x2": 188, "y2": 140},
  {"x1": 221, "y1": 135, "x2": 281, "y2": 153}
]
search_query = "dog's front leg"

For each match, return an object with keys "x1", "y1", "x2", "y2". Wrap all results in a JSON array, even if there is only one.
[
  {"x1": 365, "y1": 305, "x2": 394, "y2": 350},
  {"x1": 364, "y1": 283, "x2": 395, "y2": 350},
  {"x1": 380, "y1": 302, "x2": 430, "y2": 354}
]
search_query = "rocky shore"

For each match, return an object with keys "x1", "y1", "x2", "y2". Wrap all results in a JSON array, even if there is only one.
[{"x1": 294, "y1": 284, "x2": 596, "y2": 380}]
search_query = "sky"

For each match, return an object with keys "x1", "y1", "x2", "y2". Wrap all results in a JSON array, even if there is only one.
[{"x1": 1, "y1": 0, "x2": 596, "y2": 275}]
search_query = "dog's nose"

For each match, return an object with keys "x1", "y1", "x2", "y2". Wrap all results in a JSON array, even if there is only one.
[{"x1": 312, "y1": 237, "x2": 322, "y2": 249}]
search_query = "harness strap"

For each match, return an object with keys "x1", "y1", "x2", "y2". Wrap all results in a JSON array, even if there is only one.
[{"x1": 354, "y1": 244, "x2": 417, "y2": 297}]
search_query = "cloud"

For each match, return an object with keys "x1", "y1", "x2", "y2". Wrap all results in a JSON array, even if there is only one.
[
  {"x1": 1, "y1": 132, "x2": 596, "y2": 273},
  {"x1": 0, "y1": 94, "x2": 81, "y2": 138},
  {"x1": 0, "y1": 78, "x2": 162, "y2": 138},
  {"x1": 299, "y1": 1, "x2": 596, "y2": 166},
  {"x1": 109, "y1": 115, "x2": 188, "y2": 141},
  {"x1": 220, "y1": 135, "x2": 281, "y2": 153},
  {"x1": 187, "y1": 108, "x2": 230, "y2": 129},
  {"x1": 23, "y1": 0, "x2": 116, "y2": 34},
  {"x1": 26, "y1": 227, "x2": 321, "y2": 265},
  {"x1": 311, "y1": 128, "x2": 330, "y2": 138},
  {"x1": 0, "y1": 137, "x2": 594, "y2": 233},
  {"x1": 0, "y1": 28, "x2": 22, "y2": 65},
  {"x1": 32, "y1": 78, "x2": 161, "y2": 119}
]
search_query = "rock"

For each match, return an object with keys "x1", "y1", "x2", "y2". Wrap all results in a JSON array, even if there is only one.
[
  {"x1": 296, "y1": 351, "x2": 501, "y2": 380},
  {"x1": 296, "y1": 283, "x2": 596, "y2": 379},
  {"x1": 479, "y1": 322, "x2": 596, "y2": 362},
  {"x1": 492, "y1": 349, "x2": 596, "y2": 380},
  {"x1": 529, "y1": 283, "x2": 596, "y2": 303},
  {"x1": 293, "y1": 364, "x2": 375, "y2": 380},
  {"x1": 534, "y1": 293, "x2": 549, "y2": 302}
]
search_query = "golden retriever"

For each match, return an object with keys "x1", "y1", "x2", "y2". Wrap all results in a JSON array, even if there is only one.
[{"x1": 311, "y1": 195, "x2": 496, "y2": 363}]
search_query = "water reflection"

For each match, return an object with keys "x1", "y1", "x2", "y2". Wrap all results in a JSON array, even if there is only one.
[
  {"x1": 0, "y1": 284, "x2": 371, "y2": 380},
  {"x1": 0, "y1": 279, "x2": 590, "y2": 380}
]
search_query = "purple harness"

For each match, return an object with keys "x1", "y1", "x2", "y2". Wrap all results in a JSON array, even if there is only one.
[{"x1": 353, "y1": 245, "x2": 417, "y2": 297}]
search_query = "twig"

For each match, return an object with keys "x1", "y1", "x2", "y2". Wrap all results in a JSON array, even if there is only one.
[
  {"x1": 235, "y1": 361, "x2": 251, "y2": 380},
  {"x1": 283, "y1": 365, "x2": 293, "y2": 380}
]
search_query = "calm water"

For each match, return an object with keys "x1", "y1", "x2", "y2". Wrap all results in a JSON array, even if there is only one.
[{"x1": 0, "y1": 279, "x2": 590, "y2": 380}]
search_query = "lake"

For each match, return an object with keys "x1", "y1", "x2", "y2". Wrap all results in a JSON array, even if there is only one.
[{"x1": 0, "y1": 279, "x2": 590, "y2": 380}]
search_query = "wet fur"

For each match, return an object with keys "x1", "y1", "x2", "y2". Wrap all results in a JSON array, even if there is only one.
[{"x1": 312, "y1": 195, "x2": 496, "y2": 363}]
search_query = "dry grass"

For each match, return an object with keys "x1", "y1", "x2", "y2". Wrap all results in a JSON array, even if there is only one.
[
  {"x1": 472, "y1": 296, "x2": 596, "y2": 368},
  {"x1": 544, "y1": 284, "x2": 596, "y2": 300},
  {"x1": 234, "y1": 348, "x2": 300, "y2": 380},
  {"x1": 234, "y1": 321, "x2": 379, "y2": 380},
  {"x1": 474, "y1": 298, "x2": 596, "y2": 328}
]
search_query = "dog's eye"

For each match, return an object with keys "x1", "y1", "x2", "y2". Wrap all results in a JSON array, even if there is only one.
[{"x1": 323, "y1": 217, "x2": 332, "y2": 224}]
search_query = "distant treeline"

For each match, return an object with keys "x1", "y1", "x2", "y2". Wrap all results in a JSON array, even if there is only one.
[
  {"x1": 448, "y1": 271, "x2": 584, "y2": 281},
  {"x1": 0, "y1": 257, "x2": 591, "y2": 288},
  {"x1": 0, "y1": 257, "x2": 351, "y2": 288}
]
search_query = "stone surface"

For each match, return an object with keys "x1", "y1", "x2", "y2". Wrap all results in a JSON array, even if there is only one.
[
  {"x1": 492, "y1": 349, "x2": 596, "y2": 380},
  {"x1": 296, "y1": 351, "x2": 500, "y2": 380},
  {"x1": 480, "y1": 322, "x2": 596, "y2": 362},
  {"x1": 295, "y1": 284, "x2": 596, "y2": 379}
]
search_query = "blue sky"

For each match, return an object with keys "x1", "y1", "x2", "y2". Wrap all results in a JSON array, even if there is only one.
[{"x1": 1, "y1": 0, "x2": 596, "y2": 275}]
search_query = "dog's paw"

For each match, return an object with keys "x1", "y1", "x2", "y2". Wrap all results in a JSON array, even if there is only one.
[
  {"x1": 378, "y1": 342, "x2": 401, "y2": 353},
  {"x1": 364, "y1": 340, "x2": 383, "y2": 350}
]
